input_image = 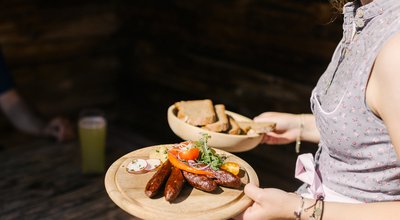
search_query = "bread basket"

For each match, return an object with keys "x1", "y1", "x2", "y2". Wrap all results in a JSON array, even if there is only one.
[{"x1": 167, "y1": 105, "x2": 265, "y2": 152}]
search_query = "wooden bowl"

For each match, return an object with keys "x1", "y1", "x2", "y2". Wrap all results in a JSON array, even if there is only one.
[{"x1": 167, "y1": 105, "x2": 263, "y2": 152}]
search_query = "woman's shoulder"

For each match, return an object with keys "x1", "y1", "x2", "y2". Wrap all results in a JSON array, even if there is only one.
[{"x1": 375, "y1": 32, "x2": 400, "y2": 75}]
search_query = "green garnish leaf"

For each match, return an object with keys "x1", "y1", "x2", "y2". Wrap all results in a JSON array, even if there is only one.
[{"x1": 195, "y1": 133, "x2": 225, "y2": 170}]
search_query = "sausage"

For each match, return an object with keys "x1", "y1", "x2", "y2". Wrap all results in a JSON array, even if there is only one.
[
  {"x1": 212, "y1": 169, "x2": 242, "y2": 189},
  {"x1": 145, "y1": 160, "x2": 172, "y2": 197},
  {"x1": 182, "y1": 170, "x2": 217, "y2": 192},
  {"x1": 164, "y1": 166, "x2": 185, "y2": 202}
]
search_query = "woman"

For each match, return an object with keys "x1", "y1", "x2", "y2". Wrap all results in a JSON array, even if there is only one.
[{"x1": 236, "y1": 0, "x2": 400, "y2": 219}]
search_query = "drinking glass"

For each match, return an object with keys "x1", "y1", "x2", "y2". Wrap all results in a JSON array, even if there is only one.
[{"x1": 78, "y1": 109, "x2": 107, "y2": 174}]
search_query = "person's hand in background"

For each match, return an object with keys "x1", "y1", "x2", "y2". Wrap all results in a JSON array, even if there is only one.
[
  {"x1": 0, "y1": 89, "x2": 76, "y2": 142},
  {"x1": 43, "y1": 117, "x2": 75, "y2": 142}
]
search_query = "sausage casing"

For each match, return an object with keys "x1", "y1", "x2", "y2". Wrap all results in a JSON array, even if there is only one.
[
  {"x1": 164, "y1": 166, "x2": 185, "y2": 202},
  {"x1": 213, "y1": 169, "x2": 242, "y2": 189},
  {"x1": 144, "y1": 160, "x2": 172, "y2": 197},
  {"x1": 182, "y1": 170, "x2": 217, "y2": 192}
]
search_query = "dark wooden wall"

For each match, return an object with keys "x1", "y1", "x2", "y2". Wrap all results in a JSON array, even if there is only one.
[{"x1": 0, "y1": 0, "x2": 342, "y2": 145}]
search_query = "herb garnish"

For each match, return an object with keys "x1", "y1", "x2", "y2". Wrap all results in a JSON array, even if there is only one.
[{"x1": 195, "y1": 133, "x2": 226, "y2": 170}]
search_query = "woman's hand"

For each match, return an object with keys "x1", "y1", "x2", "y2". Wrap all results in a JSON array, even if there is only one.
[
  {"x1": 254, "y1": 112, "x2": 301, "y2": 145},
  {"x1": 235, "y1": 183, "x2": 299, "y2": 220},
  {"x1": 254, "y1": 112, "x2": 320, "y2": 144}
]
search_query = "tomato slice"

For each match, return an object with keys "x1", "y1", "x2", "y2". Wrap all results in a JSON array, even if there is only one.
[
  {"x1": 178, "y1": 148, "x2": 200, "y2": 161},
  {"x1": 220, "y1": 162, "x2": 240, "y2": 175}
]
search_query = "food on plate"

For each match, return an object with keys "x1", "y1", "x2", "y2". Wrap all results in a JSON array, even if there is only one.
[
  {"x1": 148, "y1": 146, "x2": 168, "y2": 162},
  {"x1": 145, "y1": 160, "x2": 172, "y2": 198},
  {"x1": 126, "y1": 158, "x2": 161, "y2": 174},
  {"x1": 168, "y1": 150, "x2": 213, "y2": 176},
  {"x1": 178, "y1": 147, "x2": 200, "y2": 161},
  {"x1": 143, "y1": 134, "x2": 243, "y2": 202},
  {"x1": 164, "y1": 166, "x2": 185, "y2": 201},
  {"x1": 145, "y1": 159, "x2": 162, "y2": 171},
  {"x1": 204, "y1": 104, "x2": 229, "y2": 132},
  {"x1": 213, "y1": 169, "x2": 242, "y2": 189},
  {"x1": 126, "y1": 159, "x2": 148, "y2": 174},
  {"x1": 220, "y1": 161, "x2": 240, "y2": 176},
  {"x1": 182, "y1": 170, "x2": 218, "y2": 192},
  {"x1": 175, "y1": 99, "x2": 216, "y2": 126}
]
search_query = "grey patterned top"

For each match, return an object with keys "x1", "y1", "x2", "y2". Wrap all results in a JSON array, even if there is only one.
[{"x1": 311, "y1": 0, "x2": 400, "y2": 202}]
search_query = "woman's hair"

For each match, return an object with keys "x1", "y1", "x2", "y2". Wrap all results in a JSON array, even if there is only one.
[{"x1": 330, "y1": 0, "x2": 352, "y2": 12}]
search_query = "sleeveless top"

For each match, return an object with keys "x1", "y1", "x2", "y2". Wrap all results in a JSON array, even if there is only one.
[{"x1": 311, "y1": 0, "x2": 400, "y2": 202}]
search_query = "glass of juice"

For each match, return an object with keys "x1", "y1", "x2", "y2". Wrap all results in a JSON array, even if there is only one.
[{"x1": 78, "y1": 109, "x2": 107, "y2": 174}]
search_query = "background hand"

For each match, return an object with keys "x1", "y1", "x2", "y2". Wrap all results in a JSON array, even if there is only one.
[{"x1": 43, "y1": 117, "x2": 76, "y2": 142}]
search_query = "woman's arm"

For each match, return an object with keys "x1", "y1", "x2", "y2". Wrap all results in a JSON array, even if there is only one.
[
  {"x1": 301, "y1": 113, "x2": 320, "y2": 143},
  {"x1": 236, "y1": 184, "x2": 400, "y2": 220},
  {"x1": 366, "y1": 32, "x2": 400, "y2": 158},
  {"x1": 321, "y1": 200, "x2": 400, "y2": 220},
  {"x1": 254, "y1": 112, "x2": 320, "y2": 145}
]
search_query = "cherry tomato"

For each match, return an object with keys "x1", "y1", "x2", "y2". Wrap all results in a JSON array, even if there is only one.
[
  {"x1": 178, "y1": 148, "x2": 200, "y2": 161},
  {"x1": 220, "y1": 162, "x2": 240, "y2": 175}
]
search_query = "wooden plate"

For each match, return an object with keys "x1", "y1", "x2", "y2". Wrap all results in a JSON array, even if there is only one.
[{"x1": 105, "y1": 145, "x2": 259, "y2": 220}]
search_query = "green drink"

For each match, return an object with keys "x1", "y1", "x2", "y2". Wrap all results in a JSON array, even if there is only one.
[{"x1": 78, "y1": 113, "x2": 106, "y2": 174}]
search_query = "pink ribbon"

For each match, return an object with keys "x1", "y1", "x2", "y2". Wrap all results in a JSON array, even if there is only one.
[{"x1": 295, "y1": 153, "x2": 325, "y2": 199}]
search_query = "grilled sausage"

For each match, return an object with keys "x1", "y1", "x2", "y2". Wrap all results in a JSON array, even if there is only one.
[
  {"x1": 182, "y1": 170, "x2": 217, "y2": 192},
  {"x1": 213, "y1": 169, "x2": 241, "y2": 189},
  {"x1": 164, "y1": 166, "x2": 185, "y2": 202},
  {"x1": 145, "y1": 160, "x2": 172, "y2": 197}
]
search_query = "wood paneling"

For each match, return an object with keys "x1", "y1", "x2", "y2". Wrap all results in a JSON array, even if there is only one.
[
  {"x1": 0, "y1": 0, "x2": 344, "y2": 155},
  {"x1": 0, "y1": 0, "x2": 342, "y2": 118}
]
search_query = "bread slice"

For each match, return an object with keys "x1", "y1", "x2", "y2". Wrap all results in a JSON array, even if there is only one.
[
  {"x1": 237, "y1": 121, "x2": 276, "y2": 134},
  {"x1": 204, "y1": 104, "x2": 229, "y2": 132},
  {"x1": 175, "y1": 99, "x2": 216, "y2": 126},
  {"x1": 228, "y1": 116, "x2": 243, "y2": 135}
]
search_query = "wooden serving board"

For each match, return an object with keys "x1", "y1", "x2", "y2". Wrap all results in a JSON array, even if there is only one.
[{"x1": 105, "y1": 145, "x2": 259, "y2": 220}]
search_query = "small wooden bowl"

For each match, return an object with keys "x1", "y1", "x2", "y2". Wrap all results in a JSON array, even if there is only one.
[{"x1": 167, "y1": 105, "x2": 264, "y2": 152}]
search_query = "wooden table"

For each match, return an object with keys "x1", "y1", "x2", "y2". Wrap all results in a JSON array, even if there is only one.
[
  {"x1": 0, "y1": 125, "x2": 146, "y2": 220},
  {"x1": 0, "y1": 124, "x2": 313, "y2": 219}
]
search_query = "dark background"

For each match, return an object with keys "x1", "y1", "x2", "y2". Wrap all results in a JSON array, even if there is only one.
[{"x1": 0, "y1": 0, "x2": 342, "y2": 192}]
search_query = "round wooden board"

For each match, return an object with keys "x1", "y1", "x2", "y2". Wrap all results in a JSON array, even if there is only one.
[{"x1": 105, "y1": 145, "x2": 259, "y2": 220}]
